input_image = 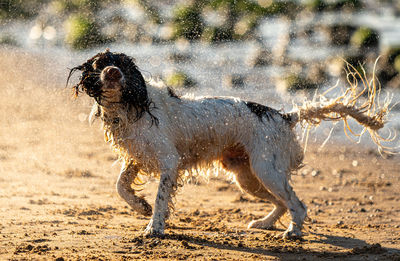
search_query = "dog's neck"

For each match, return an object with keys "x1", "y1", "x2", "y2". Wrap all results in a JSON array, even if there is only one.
[{"x1": 98, "y1": 102, "x2": 127, "y2": 124}]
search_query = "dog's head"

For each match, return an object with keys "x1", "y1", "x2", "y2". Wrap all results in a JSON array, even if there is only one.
[{"x1": 68, "y1": 49, "x2": 157, "y2": 123}]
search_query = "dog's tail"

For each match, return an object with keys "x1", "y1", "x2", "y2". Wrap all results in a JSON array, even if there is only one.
[{"x1": 285, "y1": 61, "x2": 396, "y2": 154}]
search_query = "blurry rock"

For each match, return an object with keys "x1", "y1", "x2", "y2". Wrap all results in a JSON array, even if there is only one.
[
  {"x1": 297, "y1": 23, "x2": 317, "y2": 40},
  {"x1": 327, "y1": 54, "x2": 366, "y2": 79},
  {"x1": 386, "y1": 75, "x2": 400, "y2": 89},
  {"x1": 122, "y1": 23, "x2": 141, "y2": 43},
  {"x1": 323, "y1": 24, "x2": 357, "y2": 46},
  {"x1": 326, "y1": 0, "x2": 363, "y2": 11},
  {"x1": 158, "y1": 23, "x2": 174, "y2": 41},
  {"x1": 172, "y1": 5, "x2": 204, "y2": 41},
  {"x1": 223, "y1": 74, "x2": 246, "y2": 89},
  {"x1": 165, "y1": 71, "x2": 196, "y2": 89},
  {"x1": 234, "y1": 14, "x2": 260, "y2": 39},
  {"x1": 51, "y1": 0, "x2": 103, "y2": 14},
  {"x1": 272, "y1": 32, "x2": 290, "y2": 66},
  {"x1": 276, "y1": 73, "x2": 318, "y2": 93},
  {"x1": 350, "y1": 27, "x2": 379, "y2": 49},
  {"x1": 246, "y1": 48, "x2": 272, "y2": 67},
  {"x1": 376, "y1": 46, "x2": 400, "y2": 86},
  {"x1": 0, "y1": 33, "x2": 18, "y2": 46},
  {"x1": 64, "y1": 14, "x2": 107, "y2": 50},
  {"x1": 306, "y1": 63, "x2": 328, "y2": 85},
  {"x1": 168, "y1": 52, "x2": 192, "y2": 63}
]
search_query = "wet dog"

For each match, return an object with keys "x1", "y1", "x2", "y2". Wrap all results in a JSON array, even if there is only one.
[{"x1": 69, "y1": 50, "x2": 389, "y2": 238}]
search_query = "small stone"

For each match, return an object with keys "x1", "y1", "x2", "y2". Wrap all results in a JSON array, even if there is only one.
[
  {"x1": 319, "y1": 186, "x2": 327, "y2": 191},
  {"x1": 311, "y1": 170, "x2": 320, "y2": 177}
]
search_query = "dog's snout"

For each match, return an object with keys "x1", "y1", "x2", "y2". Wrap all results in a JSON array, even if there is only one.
[{"x1": 101, "y1": 66, "x2": 123, "y2": 82}]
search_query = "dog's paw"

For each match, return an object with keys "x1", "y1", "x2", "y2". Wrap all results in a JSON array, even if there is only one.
[
  {"x1": 143, "y1": 219, "x2": 165, "y2": 238},
  {"x1": 136, "y1": 198, "x2": 152, "y2": 217},
  {"x1": 282, "y1": 223, "x2": 302, "y2": 239},
  {"x1": 247, "y1": 219, "x2": 274, "y2": 230}
]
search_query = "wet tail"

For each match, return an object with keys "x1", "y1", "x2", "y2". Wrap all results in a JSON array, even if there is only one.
[{"x1": 286, "y1": 61, "x2": 396, "y2": 154}]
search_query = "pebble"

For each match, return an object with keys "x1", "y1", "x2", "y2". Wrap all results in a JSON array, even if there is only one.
[{"x1": 311, "y1": 170, "x2": 320, "y2": 177}]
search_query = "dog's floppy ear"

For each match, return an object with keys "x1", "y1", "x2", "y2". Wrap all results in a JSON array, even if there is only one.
[
  {"x1": 118, "y1": 54, "x2": 148, "y2": 108},
  {"x1": 115, "y1": 54, "x2": 158, "y2": 125}
]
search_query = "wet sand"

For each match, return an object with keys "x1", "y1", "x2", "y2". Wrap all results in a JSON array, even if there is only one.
[{"x1": 0, "y1": 49, "x2": 399, "y2": 260}]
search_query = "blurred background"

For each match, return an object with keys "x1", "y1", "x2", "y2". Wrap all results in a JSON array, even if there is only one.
[{"x1": 1, "y1": 0, "x2": 400, "y2": 145}]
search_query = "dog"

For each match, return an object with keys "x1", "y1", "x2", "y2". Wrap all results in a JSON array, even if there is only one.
[{"x1": 68, "y1": 50, "x2": 390, "y2": 238}]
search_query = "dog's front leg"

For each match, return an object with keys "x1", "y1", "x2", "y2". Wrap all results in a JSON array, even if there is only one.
[
  {"x1": 145, "y1": 158, "x2": 178, "y2": 237},
  {"x1": 116, "y1": 161, "x2": 152, "y2": 216}
]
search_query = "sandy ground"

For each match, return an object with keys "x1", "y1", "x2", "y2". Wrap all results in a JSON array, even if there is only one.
[{"x1": 0, "y1": 48, "x2": 400, "y2": 260}]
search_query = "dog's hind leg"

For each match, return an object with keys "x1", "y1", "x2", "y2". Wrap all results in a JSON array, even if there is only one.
[
  {"x1": 249, "y1": 153, "x2": 307, "y2": 238},
  {"x1": 116, "y1": 161, "x2": 152, "y2": 216},
  {"x1": 222, "y1": 147, "x2": 287, "y2": 230},
  {"x1": 235, "y1": 165, "x2": 287, "y2": 230}
]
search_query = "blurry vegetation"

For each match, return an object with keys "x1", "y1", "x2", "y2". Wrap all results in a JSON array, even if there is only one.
[
  {"x1": 1, "y1": 0, "x2": 400, "y2": 90},
  {"x1": 64, "y1": 15, "x2": 107, "y2": 50},
  {"x1": 172, "y1": 5, "x2": 204, "y2": 41},
  {"x1": 350, "y1": 27, "x2": 379, "y2": 49},
  {"x1": 172, "y1": 0, "x2": 299, "y2": 43},
  {"x1": 165, "y1": 71, "x2": 196, "y2": 89}
]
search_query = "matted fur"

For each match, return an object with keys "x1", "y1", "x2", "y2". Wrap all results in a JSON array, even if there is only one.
[{"x1": 69, "y1": 50, "x2": 392, "y2": 238}]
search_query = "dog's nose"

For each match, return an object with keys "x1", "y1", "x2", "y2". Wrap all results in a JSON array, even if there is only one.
[{"x1": 101, "y1": 66, "x2": 123, "y2": 82}]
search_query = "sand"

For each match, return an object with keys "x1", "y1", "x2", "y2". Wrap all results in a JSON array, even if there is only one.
[{"x1": 0, "y1": 48, "x2": 399, "y2": 260}]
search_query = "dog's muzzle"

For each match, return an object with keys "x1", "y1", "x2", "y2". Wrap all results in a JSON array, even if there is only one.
[{"x1": 101, "y1": 66, "x2": 124, "y2": 84}]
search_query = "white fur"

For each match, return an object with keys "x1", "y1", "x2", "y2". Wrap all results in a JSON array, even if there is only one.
[{"x1": 93, "y1": 72, "x2": 308, "y2": 238}]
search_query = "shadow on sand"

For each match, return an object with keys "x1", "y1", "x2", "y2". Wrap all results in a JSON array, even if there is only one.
[{"x1": 156, "y1": 230, "x2": 400, "y2": 259}]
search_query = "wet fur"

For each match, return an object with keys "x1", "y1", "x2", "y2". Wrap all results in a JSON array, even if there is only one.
[{"x1": 71, "y1": 50, "x2": 308, "y2": 238}]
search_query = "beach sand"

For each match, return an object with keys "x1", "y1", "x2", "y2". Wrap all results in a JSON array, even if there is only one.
[{"x1": 1, "y1": 48, "x2": 399, "y2": 260}]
